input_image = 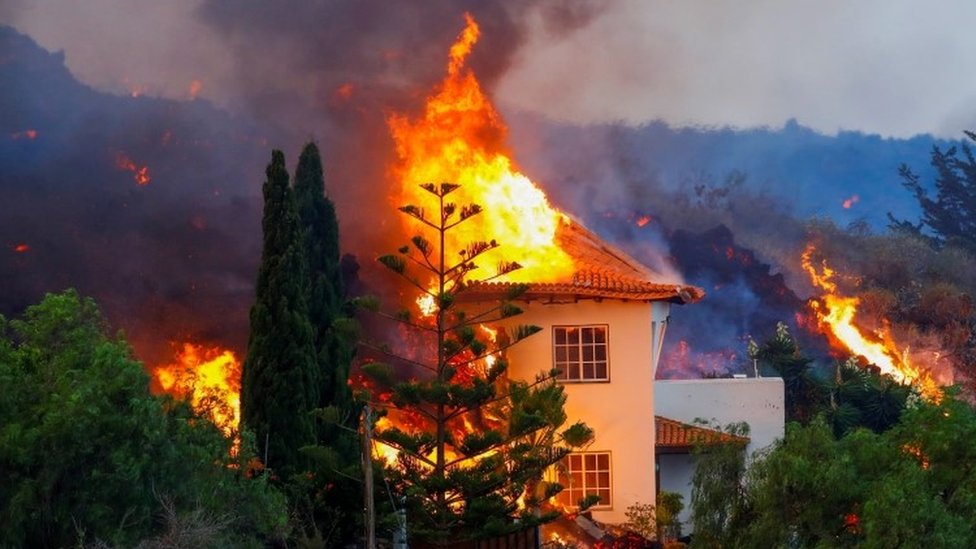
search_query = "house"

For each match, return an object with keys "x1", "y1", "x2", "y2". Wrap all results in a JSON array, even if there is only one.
[
  {"x1": 655, "y1": 378, "x2": 785, "y2": 531},
  {"x1": 467, "y1": 220, "x2": 704, "y2": 524}
]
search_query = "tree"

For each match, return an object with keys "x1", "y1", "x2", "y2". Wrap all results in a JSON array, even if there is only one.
[
  {"x1": 688, "y1": 422, "x2": 751, "y2": 548},
  {"x1": 292, "y1": 142, "x2": 363, "y2": 545},
  {"x1": 750, "y1": 323, "x2": 823, "y2": 424},
  {"x1": 0, "y1": 290, "x2": 287, "y2": 548},
  {"x1": 241, "y1": 150, "x2": 319, "y2": 478},
  {"x1": 890, "y1": 130, "x2": 976, "y2": 255},
  {"x1": 360, "y1": 182, "x2": 593, "y2": 542},
  {"x1": 688, "y1": 390, "x2": 976, "y2": 548}
]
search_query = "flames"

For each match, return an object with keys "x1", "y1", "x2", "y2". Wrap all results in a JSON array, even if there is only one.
[
  {"x1": 151, "y1": 343, "x2": 241, "y2": 439},
  {"x1": 388, "y1": 13, "x2": 574, "y2": 288},
  {"x1": 115, "y1": 152, "x2": 151, "y2": 186},
  {"x1": 801, "y1": 244, "x2": 940, "y2": 398}
]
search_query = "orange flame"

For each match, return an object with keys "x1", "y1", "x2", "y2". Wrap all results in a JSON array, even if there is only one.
[
  {"x1": 388, "y1": 13, "x2": 573, "y2": 287},
  {"x1": 13, "y1": 243, "x2": 29, "y2": 253},
  {"x1": 635, "y1": 214, "x2": 652, "y2": 228},
  {"x1": 842, "y1": 194, "x2": 860, "y2": 209},
  {"x1": 115, "y1": 152, "x2": 151, "y2": 186},
  {"x1": 152, "y1": 343, "x2": 241, "y2": 439},
  {"x1": 801, "y1": 244, "x2": 939, "y2": 398}
]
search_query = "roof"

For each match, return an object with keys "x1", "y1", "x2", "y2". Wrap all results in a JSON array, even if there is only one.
[
  {"x1": 466, "y1": 219, "x2": 705, "y2": 304},
  {"x1": 655, "y1": 415, "x2": 750, "y2": 453}
]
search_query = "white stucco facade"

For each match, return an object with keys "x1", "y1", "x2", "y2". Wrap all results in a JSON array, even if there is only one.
[
  {"x1": 502, "y1": 298, "x2": 671, "y2": 524},
  {"x1": 655, "y1": 378, "x2": 785, "y2": 530}
]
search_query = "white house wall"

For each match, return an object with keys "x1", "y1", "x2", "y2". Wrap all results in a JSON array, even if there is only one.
[
  {"x1": 654, "y1": 378, "x2": 785, "y2": 530},
  {"x1": 502, "y1": 299, "x2": 669, "y2": 524}
]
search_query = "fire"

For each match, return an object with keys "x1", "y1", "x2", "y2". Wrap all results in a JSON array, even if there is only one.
[
  {"x1": 635, "y1": 214, "x2": 652, "y2": 228},
  {"x1": 152, "y1": 343, "x2": 241, "y2": 439},
  {"x1": 388, "y1": 13, "x2": 574, "y2": 288},
  {"x1": 12, "y1": 243, "x2": 29, "y2": 253},
  {"x1": 842, "y1": 194, "x2": 860, "y2": 209},
  {"x1": 115, "y1": 152, "x2": 151, "y2": 186},
  {"x1": 801, "y1": 244, "x2": 939, "y2": 398}
]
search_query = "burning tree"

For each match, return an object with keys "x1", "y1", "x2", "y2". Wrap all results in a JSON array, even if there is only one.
[{"x1": 360, "y1": 182, "x2": 593, "y2": 543}]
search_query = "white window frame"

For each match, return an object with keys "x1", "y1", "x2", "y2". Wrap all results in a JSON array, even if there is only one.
[
  {"x1": 552, "y1": 324, "x2": 609, "y2": 382},
  {"x1": 556, "y1": 451, "x2": 613, "y2": 509}
]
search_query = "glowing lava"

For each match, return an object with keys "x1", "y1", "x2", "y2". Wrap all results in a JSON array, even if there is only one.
[
  {"x1": 801, "y1": 244, "x2": 939, "y2": 398},
  {"x1": 152, "y1": 343, "x2": 241, "y2": 438},
  {"x1": 115, "y1": 152, "x2": 151, "y2": 186},
  {"x1": 388, "y1": 13, "x2": 573, "y2": 287}
]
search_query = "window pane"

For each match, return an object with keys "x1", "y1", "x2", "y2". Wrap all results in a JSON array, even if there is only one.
[
  {"x1": 569, "y1": 454, "x2": 581, "y2": 469},
  {"x1": 597, "y1": 453, "x2": 609, "y2": 469},
  {"x1": 594, "y1": 327, "x2": 607, "y2": 343},
  {"x1": 598, "y1": 472, "x2": 610, "y2": 488},
  {"x1": 595, "y1": 363, "x2": 607, "y2": 379},
  {"x1": 586, "y1": 472, "x2": 597, "y2": 487},
  {"x1": 555, "y1": 347, "x2": 567, "y2": 362},
  {"x1": 554, "y1": 328, "x2": 566, "y2": 344},
  {"x1": 582, "y1": 346, "x2": 593, "y2": 361},
  {"x1": 568, "y1": 347, "x2": 579, "y2": 362},
  {"x1": 595, "y1": 346, "x2": 606, "y2": 361},
  {"x1": 583, "y1": 363, "x2": 594, "y2": 379},
  {"x1": 571, "y1": 472, "x2": 583, "y2": 487},
  {"x1": 585, "y1": 454, "x2": 597, "y2": 469},
  {"x1": 599, "y1": 489, "x2": 611, "y2": 504},
  {"x1": 566, "y1": 328, "x2": 579, "y2": 344},
  {"x1": 582, "y1": 328, "x2": 593, "y2": 344}
]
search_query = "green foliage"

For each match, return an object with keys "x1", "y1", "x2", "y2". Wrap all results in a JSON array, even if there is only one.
[
  {"x1": 0, "y1": 290, "x2": 287, "y2": 548},
  {"x1": 362, "y1": 182, "x2": 591, "y2": 542},
  {"x1": 625, "y1": 493, "x2": 684, "y2": 542},
  {"x1": 241, "y1": 149, "x2": 319, "y2": 479},
  {"x1": 690, "y1": 390, "x2": 976, "y2": 548},
  {"x1": 689, "y1": 422, "x2": 750, "y2": 548}
]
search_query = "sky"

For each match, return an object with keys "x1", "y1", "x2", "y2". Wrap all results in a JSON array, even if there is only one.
[{"x1": 3, "y1": 1, "x2": 976, "y2": 138}]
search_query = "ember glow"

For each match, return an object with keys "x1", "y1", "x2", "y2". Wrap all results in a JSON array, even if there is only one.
[
  {"x1": 801, "y1": 244, "x2": 939, "y2": 398},
  {"x1": 152, "y1": 343, "x2": 241, "y2": 438},
  {"x1": 115, "y1": 152, "x2": 151, "y2": 186},
  {"x1": 10, "y1": 129, "x2": 37, "y2": 140},
  {"x1": 842, "y1": 194, "x2": 860, "y2": 209},
  {"x1": 12, "y1": 243, "x2": 29, "y2": 253},
  {"x1": 388, "y1": 14, "x2": 574, "y2": 286}
]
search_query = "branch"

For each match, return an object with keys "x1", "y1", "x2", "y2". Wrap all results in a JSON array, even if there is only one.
[{"x1": 358, "y1": 341, "x2": 438, "y2": 374}]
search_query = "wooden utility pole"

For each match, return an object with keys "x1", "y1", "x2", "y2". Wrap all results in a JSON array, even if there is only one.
[{"x1": 362, "y1": 406, "x2": 376, "y2": 548}]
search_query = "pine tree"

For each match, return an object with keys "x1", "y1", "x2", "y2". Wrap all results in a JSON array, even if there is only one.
[
  {"x1": 241, "y1": 150, "x2": 319, "y2": 478},
  {"x1": 361, "y1": 182, "x2": 593, "y2": 543},
  {"x1": 890, "y1": 130, "x2": 976, "y2": 255}
]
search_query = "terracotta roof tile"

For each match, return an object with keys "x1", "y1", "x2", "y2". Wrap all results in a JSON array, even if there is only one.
[
  {"x1": 467, "y1": 219, "x2": 704, "y2": 303},
  {"x1": 655, "y1": 416, "x2": 749, "y2": 450}
]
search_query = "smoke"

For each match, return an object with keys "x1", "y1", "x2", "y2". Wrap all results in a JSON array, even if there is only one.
[{"x1": 0, "y1": 3, "x2": 610, "y2": 366}]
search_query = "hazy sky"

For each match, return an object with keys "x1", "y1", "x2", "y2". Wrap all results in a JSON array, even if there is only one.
[{"x1": 4, "y1": 0, "x2": 976, "y2": 138}]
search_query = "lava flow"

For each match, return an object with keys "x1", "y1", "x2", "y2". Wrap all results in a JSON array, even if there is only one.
[
  {"x1": 387, "y1": 13, "x2": 574, "y2": 288},
  {"x1": 115, "y1": 151, "x2": 151, "y2": 186},
  {"x1": 801, "y1": 244, "x2": 939, "y2": 398},
  {"x1": 151, "y1": 343, "x2": 242, "y2": 439}
]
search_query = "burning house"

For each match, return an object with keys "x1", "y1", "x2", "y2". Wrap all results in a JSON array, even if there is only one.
[{"x1": 466, "y1": 220, "x2": 704, "y2": 525}]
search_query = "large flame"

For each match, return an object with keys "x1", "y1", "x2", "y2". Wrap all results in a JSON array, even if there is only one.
[
  {"x1": 152, "y1": 343, "x2": 241, "y2": 438},
  {"x1": 801, "y1": 244, "x2": 939, "y2": 398},
  {"x1": 388, "y1": 14, "x2": 573, "y2": 286}
]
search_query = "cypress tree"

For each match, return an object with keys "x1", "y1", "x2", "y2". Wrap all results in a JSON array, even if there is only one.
[
  {"x1": 241, "y1": 150, "x2": 319, "y2": 478},
  {"x1": 291, "y1": 143, "x2": 364, "y2": 545},
  {"x1": 292, "y1": 142, "x2": 352, "y2": 410}
]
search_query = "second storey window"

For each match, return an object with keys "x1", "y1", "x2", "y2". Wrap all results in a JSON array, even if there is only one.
[{"x1": 553, "y1": 325, "x2": 609, "y2": 381}]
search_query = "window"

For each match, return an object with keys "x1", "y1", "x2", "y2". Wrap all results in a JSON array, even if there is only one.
[
  {"x1": 553, "y1": 325, "x2": 608, "y2": 381},
  {"x1": 556, "y1": 452, "x2": 612, "y2": 509}
]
